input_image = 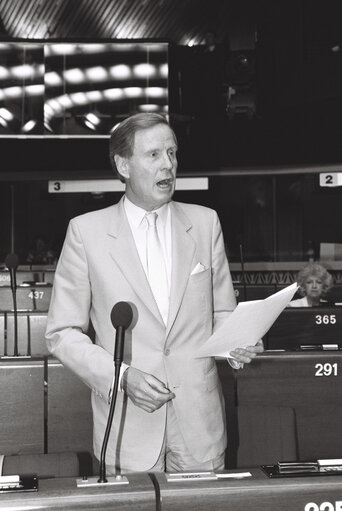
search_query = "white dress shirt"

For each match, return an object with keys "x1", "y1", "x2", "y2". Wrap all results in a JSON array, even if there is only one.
[{"x1": 124, "y1": 196, "x2": 172, "y2": 292}]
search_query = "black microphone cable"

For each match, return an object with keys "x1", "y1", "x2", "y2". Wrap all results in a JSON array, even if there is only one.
[
  {"x1": 5, "y1": 253, "x2": 19, "y2": 356},
  {"x1": 98, "y1": 301, "x2": 133, "y2": 483}
]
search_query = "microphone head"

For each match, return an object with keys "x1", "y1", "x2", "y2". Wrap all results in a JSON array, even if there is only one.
[
  {"x1": 5, "y1": 253, "x2": 19, "y2": 270},
  {"x1": 110, "y1": 302, "x2": 133, "y2": 329}
]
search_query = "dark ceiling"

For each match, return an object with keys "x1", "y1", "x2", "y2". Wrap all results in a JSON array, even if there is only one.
[
  {"x1": 0, "y1": 0, "x2": 235, "y2": 45},
  {"x1": 1, "y1": 0, "x2": 342, "y2": 174}
]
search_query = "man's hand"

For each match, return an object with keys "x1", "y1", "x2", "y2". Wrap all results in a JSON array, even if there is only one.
[
  {"x1": 230, "y1": 339, "x2": 264, "y2": 364},
  {"x1": 122, "y1": 367, "x2": 175, "y2": 413}
]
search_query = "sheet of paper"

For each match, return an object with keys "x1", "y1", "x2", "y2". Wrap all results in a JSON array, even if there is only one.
[{"x1": 196, "y1": 282, "x2": 298, "y2": 358}]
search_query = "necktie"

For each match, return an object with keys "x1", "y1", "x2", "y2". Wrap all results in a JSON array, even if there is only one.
[{"x1": 145, "y1": 212, "x2": 169, "y2": 325}]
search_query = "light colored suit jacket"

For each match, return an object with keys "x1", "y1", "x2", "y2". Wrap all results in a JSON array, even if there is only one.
[{"x1": 45, "y1": 197, "x2": 236, "y2": 471}]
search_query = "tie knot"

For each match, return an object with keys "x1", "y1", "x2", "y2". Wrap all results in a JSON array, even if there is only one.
[{"x1": 146, "y1": 212, "x2": 158, "y2": 227}]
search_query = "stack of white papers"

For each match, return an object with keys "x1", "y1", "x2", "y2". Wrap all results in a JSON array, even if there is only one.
[{"x1": 196, "y1": 282, "x2": 298, "y2": 358}]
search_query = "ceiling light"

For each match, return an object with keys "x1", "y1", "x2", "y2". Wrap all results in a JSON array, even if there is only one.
[
  {"x1": 124, "y1": 87, "x2": 143, "y2": 98},
  {"x1": 103, "y1": 88, "x2": 124, "y2": 100},
  {"x1": 84, "y1": 119, "x2": 97, "y2": 131},
  {"x1": 45, "y1": 72, "x2": 63, "y2": 86},
  {"x1": 85, "y1": 112, "x2": 100, "y2": 126},
  {"x1": 109, "y1": 65, "x2": 131, "y2": 79},
  {"x1": 0, "y1": 108, "x2": 14, "y2": 121},
  {"x1": 0, "y1": 66, "x2": 10, "y2": 79},
  {"x1": 21, "y1": 119, "x2": 37, "y2": 133},
  {"x1": 86, "y1": 90, "x2": 103, "y2": 102},
  {"x1": 133, "y1": 63, "x2": 156, "y2": 78},
  {"x1": 70, "y1": 92, "x2": 88, "y2": 105},
  {"x1": 47, "y1": 44, "x2": 76, "y2": 56},
  {"x1": 146, "y1": 87, "x2": 166, "y2": 98},
  {"x1": 85, "y1": 66, "x2": 108, "y2": 81},
  {"x1": 138, "y1": 104, "x2": 159, "y2": 112},
  {"x1": 11, "y1": 64, "x2": 36, "y2": 80},
  {"x1": 26, "y1": 84, "x2": 44, "y2": 96},
  {"x1": 64, "y1": 68, "x2": 85, "y2": 84}
]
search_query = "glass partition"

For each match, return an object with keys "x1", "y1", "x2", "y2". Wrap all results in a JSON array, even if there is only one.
[
  {"x1": 0, "y1": 43, "x2": 44, "y2": 135},
  {"x1": 0, "y1": 41, "x2": 169, "y2": 137},
  {"x1": 1, "y1": 171, "x2": 341, "y2": 265}
]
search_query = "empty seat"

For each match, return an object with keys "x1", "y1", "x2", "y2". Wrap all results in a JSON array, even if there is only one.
[{"x1": 0, "y1": 451, "x2": 93, "y2": 478}]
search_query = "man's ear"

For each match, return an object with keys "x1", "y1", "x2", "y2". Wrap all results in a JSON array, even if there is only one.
[{"x1": 114, "y1": 155, "x2": 130, "y2": 179}]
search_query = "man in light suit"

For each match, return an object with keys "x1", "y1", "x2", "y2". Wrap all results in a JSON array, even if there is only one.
[{"x1": 45, "y1": 113, "x2": 263, "y2": 473}]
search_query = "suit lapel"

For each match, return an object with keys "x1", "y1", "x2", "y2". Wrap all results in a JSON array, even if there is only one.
[
  {"x1": 107, "y1": 198, "x2": 162, "y2": 323},
  {"x1": 166, "y1": 202, "x2": 196, "y2": 338}
]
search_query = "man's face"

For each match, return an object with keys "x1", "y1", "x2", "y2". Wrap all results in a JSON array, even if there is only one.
[{"x1": 119, "y1": 123, "x2": 178, "y2": 211}]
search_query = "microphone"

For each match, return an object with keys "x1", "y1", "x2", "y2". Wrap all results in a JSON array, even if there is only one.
[
  {"x1": 111, "y1": 301, "x2": 133, "y2": 366},
  {"x1": 98, "y1": 302, "x2": 133, "y2": 484},
  {"x1": 5, "y1": 253, "x2": 19, "y2": 356}
]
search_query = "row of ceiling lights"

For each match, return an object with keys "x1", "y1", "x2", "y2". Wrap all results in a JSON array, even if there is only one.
[{"x1": 0, "y1": 62, "x2": 168, "y2": 83}]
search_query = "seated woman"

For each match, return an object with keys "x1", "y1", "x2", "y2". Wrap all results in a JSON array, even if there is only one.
[{"x1": 288, "y1": 262, "x2": 334, "y2": 307}]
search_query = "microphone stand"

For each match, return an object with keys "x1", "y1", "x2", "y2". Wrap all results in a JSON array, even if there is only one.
[
  {"x1": 77, "y1": 324, "x2": 129, "y2": 488},
  {"x1": 98, "y1": 356, "x2": 121, "y2": 483},
  {"x1": 5, "y1": 254, "x2": 19, "y2": 357},
  {"x1": 239, "y1": 244, "x2": 247, "y2": 302},
  {"x1": 9, "y1": 281, "x2": 19, "y2": 357}
]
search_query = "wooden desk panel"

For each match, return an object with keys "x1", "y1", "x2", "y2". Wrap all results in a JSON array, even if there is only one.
[
  {"x1": 266, "y1": 307, "x2": 342, "y2": 350},
  {"x1": 28, "y1": 313, "x2": 49, "y2": 356},
  {"x1": 47, "y1": 360, "x2": 93, "y2": 455},
  {"x1": 0, "y1": 270, "x2": 45, "y2": 287},
  {"x1": 2, "y1": 470, "x2": 342, "y2": 510},
  {"x1": 1, "y1": 313, "x2": 31, "y2": 357},
  {"x1": 155, "y1": 469, "x2": 342, "y2": 511},
  {"x1": 237, "y1": 352, "x2": 342, "y2": 463},
  {"x1": 238, "y1": 352, "x2": 342, "y2": 407},
  {"x1": 0, "y1": 285, "x2": 52, "y2": 312},
  {"x1": 0, "y1": 473, "x2": 156, "y2": 510},
  {"x1": 3, "y1": 312, "x2": 49, "y2": 357},
  {"x1": 233, "y1": 284, "x2": 276, "y2": 302},
  {"x1": 0, "y1": 359, "x2": 44, "y2": 454}
]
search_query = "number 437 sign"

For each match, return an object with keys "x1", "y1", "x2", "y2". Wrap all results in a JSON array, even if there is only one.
[{"x1": 320, "y1": 173, "x2": 342, "y2": 187}]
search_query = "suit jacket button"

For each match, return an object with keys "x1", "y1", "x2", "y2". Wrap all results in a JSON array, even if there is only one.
[{"x1": 164, "y1": 348, "x2": 170, "y2": 356}]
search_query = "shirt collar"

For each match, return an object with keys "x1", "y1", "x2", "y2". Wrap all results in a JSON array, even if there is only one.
[{"x1": 124, "y1": 195, "x2": 170, "y2": 228}]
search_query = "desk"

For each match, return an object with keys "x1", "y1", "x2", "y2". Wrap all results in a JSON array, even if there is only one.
[
  {"x1": 0, "y1": 357, "x2": 93, "y2": 464},
  {"x1": 0, "y1": 358, "x2": 44, "y2": 454},
  {"x1": 47, "y1": 359, "x2": 93, "y2": 455},
  {"x1": 0, "y1": 473, "x2": 155, "y2": 510},
  {"x1": 0, "y1": 270, "x2": 45, "y2": 287},
  {"x1": 235, "y1": 352, "x2": 342, "y2": 466},
  {"x1": 0, "y1": 285, "x2": 52, "y2": 311},
  {"x1": 266, "y1": 307, "x2": 342, "y2": 350},
  {"x1": 155, "y1": 469, "x2": 342, "y2": 511},
  {"x1": 1, "y1": 312, "x2": 49, "y2": 356},
  {"x1": 2, "y1": 470, "x2": 342, "y2": 510}
]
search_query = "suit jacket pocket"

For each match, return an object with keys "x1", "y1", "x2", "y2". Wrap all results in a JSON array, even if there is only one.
[
  {"x1": 184, "y1": 267, "x2": 212, "y2": 322},
  {"x1": 189, "y1": 267, "x2": 211, "y2": 283}
]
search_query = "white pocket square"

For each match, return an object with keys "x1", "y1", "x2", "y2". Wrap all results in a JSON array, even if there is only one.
[{"x1": 191, "y1": 262, "x2": 207, "y2": 275}]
